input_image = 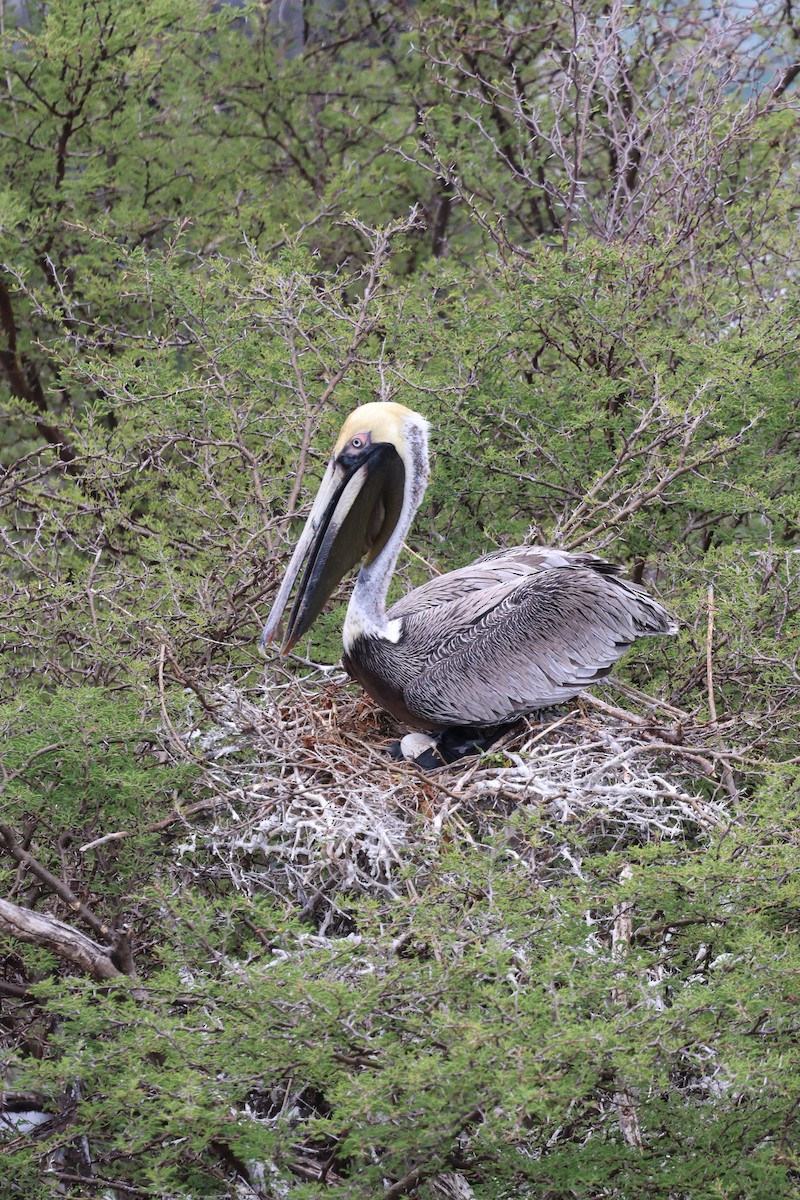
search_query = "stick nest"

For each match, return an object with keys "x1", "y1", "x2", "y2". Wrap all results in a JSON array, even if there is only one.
[{"x1": 173, "y1": 665, "x2": 733, "y2": 920}]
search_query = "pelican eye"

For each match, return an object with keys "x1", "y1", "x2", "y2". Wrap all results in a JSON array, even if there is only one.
[{"x1": 338, "y1": 431, "x2": 372, "y2": 466}]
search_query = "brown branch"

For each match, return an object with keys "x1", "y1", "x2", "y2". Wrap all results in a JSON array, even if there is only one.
[
  {"x1": 0, "y1": 824, "x2": 138, "y2": 976},
  {"x1": 0, "y1": 980, "x2": 34, "y2": 999},
  {"x1": 0, "y1": 273, "x2": 76, "y2": 465},
  {"x1": 705, "y1": 587, "x2": 739, "y2": 803},
  {"x1": 610, "y1": 865, "x2": 643, "y2": 1148},
  {"x1": 767, "y1": 55, "x2": 799, "y2": 105},
  {"x1": 430, "y1": 176, "x2": 453, "y2": 259},
  {"x1": 0, "y1": 741, "x2": 65, "y2": 789},
  {"x1": 0, "y1": 823, "x2": 109, "y2": 938},
  {"x1": 705, "y1": 584, "x2": 719, "y2": 727}
]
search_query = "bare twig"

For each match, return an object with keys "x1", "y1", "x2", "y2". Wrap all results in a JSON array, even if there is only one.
[
  {"x1": 610, "y1": 864, "x2": 643, "y2": 1148},
  {"x1": 0, "y1": 824, "x2": 139, "y2": 977},
  {"x1": 706, "y1": 584, "x2": 719, "y2": 727},
  {"x1": 0, "y1": 823, "x2": 110, "y2": 938},
  {"x1": 705, "y1": 586, "x2": 739, "y2": 802}
]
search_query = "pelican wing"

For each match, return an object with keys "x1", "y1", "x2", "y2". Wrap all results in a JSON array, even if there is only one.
[
  {"x1": 390, "y1": 547, "x2": 676, "y2": 727},
  {"x1": 388, "y1": 546, "x2": 584, "y2": 615}
]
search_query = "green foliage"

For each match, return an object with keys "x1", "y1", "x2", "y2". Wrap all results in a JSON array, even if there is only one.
[
  {"x1": 9, "y1": 775, "x2": 800, "y2": 1197},
  {"x1": 0, "y1": 685, "x2": 194, "y2": 917},
  {"x1": 1, "y1": 0, "x2": 800, "y2": 1196}
]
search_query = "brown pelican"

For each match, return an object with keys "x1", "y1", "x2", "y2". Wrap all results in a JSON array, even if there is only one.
[{"x1": 260, "y1": 402, "x2": 677, "y2": 760}]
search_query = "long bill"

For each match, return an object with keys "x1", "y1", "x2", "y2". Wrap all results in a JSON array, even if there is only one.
[{"x1": 259, "y1": 443, "x2": 405, "y2": 655}]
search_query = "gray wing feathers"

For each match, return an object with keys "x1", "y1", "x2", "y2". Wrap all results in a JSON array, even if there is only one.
[
  {"x1": 391, "y1": 547, "x2": 676, "y2": 727},
  {"x1": 388, "y1": 545, "x2": 577, "y2": 618}
]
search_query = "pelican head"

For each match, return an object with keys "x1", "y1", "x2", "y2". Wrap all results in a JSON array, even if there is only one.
[{"x1": 260, "y1": 402, "x2": 430, "y2": 655}]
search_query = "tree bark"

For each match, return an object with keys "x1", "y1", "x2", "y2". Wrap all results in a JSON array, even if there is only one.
[{"x1": 0, "y1": 898, "x2": 122, "y2": 982}]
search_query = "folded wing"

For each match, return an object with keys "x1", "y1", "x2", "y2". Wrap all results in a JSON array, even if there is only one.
[{"x1": 389, "y1": 547, "x2": 676, "y2": 727}]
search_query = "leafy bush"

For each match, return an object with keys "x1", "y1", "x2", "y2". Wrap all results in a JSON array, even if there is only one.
[{"x1": 1, "y1": 1, "x2": 799, "y2": 1196}]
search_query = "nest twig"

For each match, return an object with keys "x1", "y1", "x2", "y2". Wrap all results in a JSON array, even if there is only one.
[{"x1": 169, "y1": 667, "x2": 734, "y2": 915}]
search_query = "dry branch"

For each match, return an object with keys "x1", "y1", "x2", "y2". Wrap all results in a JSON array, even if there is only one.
[
  {"x1": 611, "y1": 864, "x2": 644, "y2": 1148},
  {"x1": 0, "y1": 898, "x2": 122, "y2": 981},
  {"x1": 0, "y1": 823, "x2": 138, "y2": 977},
  {"x1": 1, "y1": 823, "x2": 111, "y2": 938}
]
